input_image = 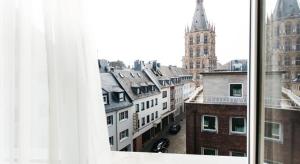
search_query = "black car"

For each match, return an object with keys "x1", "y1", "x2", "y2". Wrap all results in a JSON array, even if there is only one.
[
  {"x1": 168, "y1": 124, "x2": 181, "y2": 134},
  {"x1": 151, "y1": 138, "x2": 170, "y2": 153}
]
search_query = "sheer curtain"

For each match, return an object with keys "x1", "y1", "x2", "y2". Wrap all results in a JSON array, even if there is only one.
[{"x1": 0, "y1": 0, "x2": 110, "y2": 163}]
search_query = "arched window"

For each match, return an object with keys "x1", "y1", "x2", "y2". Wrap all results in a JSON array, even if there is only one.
[
  {"x1": 196, "y1": 35, "x2": 200, "y2": 44},
  {"x1": 285, "y1": 23, "x2": 292, "y2": 35},
  {"x1": 196, "y1": 48, "x2": 200, "y2": 57},
  {"x1": 296, "y1": 38, "x2": 300, "y2": 51},
  {"x1": 285, "y1": 39, "x2": 291, "y2": 51},
  {"x1": 189, "y1": 48, "x2": 193, "y2": 57},
  {"x1": 189, "y1": 37, "x2": 193, "y2": 45}
]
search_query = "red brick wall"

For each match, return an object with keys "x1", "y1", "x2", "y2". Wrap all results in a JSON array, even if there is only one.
[{"x1": 185, "y1": 103, "x2": 247, "y2": 155}]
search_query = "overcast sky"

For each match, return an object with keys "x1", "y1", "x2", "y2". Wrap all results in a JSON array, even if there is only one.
[{"x1": 97, "y1": 0, "x2": 279, "y2": 67}]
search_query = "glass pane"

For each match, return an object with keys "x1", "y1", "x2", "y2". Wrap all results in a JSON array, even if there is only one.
[
  {"x1": 261, "y1": 0, "x2": 300, "y2": 163},
  {"x1": 232, "y1": 118, "x2": 245, "y2": 132}
]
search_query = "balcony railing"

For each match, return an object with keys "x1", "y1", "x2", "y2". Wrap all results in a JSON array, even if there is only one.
[{"x1": 203, "y1": 96, "x2": 247, "y2": 105}]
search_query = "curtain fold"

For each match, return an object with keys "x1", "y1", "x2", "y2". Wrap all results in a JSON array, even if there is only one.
[{"x1": 0, "y1": 0, "x2": 110, "y2": 163}]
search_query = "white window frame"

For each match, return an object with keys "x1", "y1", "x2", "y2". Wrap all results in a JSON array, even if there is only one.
[
  {"x1": 201, "y1": 147, "x2": 218, "y2": 156},
  {"x1": 229, "y1": 83, "x2": 243, "y2": 97},
  {"x1": 119, "y1": 111, "x2": 128, "y2": 122},
  {"x1": 107, "y1": 115, "x2": 113, "y2": 126},
  {"x1": 103, "y1": 94, "x2": 108, "y2": 105},
  {"x1": 202, "y1": 115, "x2": 218, "y2": 133},
  {"x1": 230, "y1": 151, "x2": 246, "y2": 157},
  {"x1": 119, "y1": 129, "x2": 129, "y2": 142},
  {"x1": 230, "y1": 117, "x2": 247, "y2": 135},
  {"x1": 119, "y1": 92, "x2": 125, "y2": 102},
  {"x1": 264, "y1": 121, "x2": 283, "y2": 142},
  {"x1": 141, "y1": 102, "x2": 145, "y2": 111}
]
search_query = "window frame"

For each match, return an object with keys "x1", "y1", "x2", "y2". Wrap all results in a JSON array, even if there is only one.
[
  {"x1": 107, "y1": 115, "x2": 113, "y2": 126},
  {"x1": 109, "y1": 136, "x2": 114, "y2": 146},
  {"x1": 201, "y1": 115, "x2": 218, "y2": 133},
  {"x1": 264, "y1": 121, "x2": 283, "y2": 142},
  {"x1": 119, "y1": 129, "x2": 129, "y2": 142},
  {"x1": 230, "y1": 151, "x2": 246, "y2": 157},
  {"x1": 229, "y1": 83, "x2": 243, "y2": 97},
  {"x1": 119, "y1": 111, "x2": 128, "y2": 122},
  {"x1": 201, "y1": 147, "x2": 218, "y2": 156},
  {"x1": 103, "y1": 94, "x2": 108, "y2": 105}
]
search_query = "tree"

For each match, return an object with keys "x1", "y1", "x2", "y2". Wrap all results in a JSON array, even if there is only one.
[{"x1": 109, "y1": 60, "x2": 126, "y2": 70}]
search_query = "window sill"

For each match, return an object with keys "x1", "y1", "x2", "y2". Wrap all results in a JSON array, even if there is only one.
[
  {"x1": 120, "y1": 137, "x2": 128, "y2": 143},
  {"x1": 230, "y1": 131, "x2": 247, "y2": 135},
  {"x1": 119, "y1": 119, "x2": 128, "y2": 123},
  {"x1": 201, "y1": 129, "x2": 218, "y2": 133},
  {"x1": 264, "y1": 137, "x2": 283, "y2": 143}
]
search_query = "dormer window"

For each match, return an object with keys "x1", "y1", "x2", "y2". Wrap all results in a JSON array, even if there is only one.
[
  {"x1": 119, "y1": 73, "x2": 125, "y2": 78},
  {"x1": 137, "y1": 88, "x2": 141, "y2": 94},
  {"x1": 119, "y1": 92, "x2": 125, "y2": 102},
  {"x1": 137, "y1": 73, "x2": 141, "y2": 77},
  {"x1": 130, "y1": 72, "x2": 135, "y2": 77},
  {"x1": 103, "y1": 94, "x2": 108, "y2": 105}
]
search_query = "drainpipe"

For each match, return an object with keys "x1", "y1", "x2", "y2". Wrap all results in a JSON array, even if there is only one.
[{"x1": 115, "y1": 111, "x2": 119, "y2": 151}]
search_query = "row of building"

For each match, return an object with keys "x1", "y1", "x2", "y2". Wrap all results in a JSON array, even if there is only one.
[{"x1": 99, "y1": 60, "x2": 196, "y2": 151}]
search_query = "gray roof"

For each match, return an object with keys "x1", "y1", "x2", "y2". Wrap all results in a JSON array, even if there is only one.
[
  {"x1": 273, "y1": 0, "x2": 300, "y2": 20},
  {"x1": 191, "y1": 0, "x2": 209, "y2": 32},
  {"x1": 100, "y1": 73, "x2": 133, "y2": 113},
  {"x1": 112, "y1": 70, "x2": 160, "y2": 101}
]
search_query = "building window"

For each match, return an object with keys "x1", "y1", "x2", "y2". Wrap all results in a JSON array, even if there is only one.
[
  {"x1": 265, "y1": 122, "x2": 282, "y2": 141},
  {"x1": 204, "y1": 48, "x2": 208, "y2": 55},
  {"x1": 275, "y1": 40, "x2": 280, "y2": 49},
  {"x1": 155, "y1": 98, "x2": 158, "y2": 105},
  {"x1": 201, "y1": 147, "x2": 218, "y2": 155},
  {"x1": 285, "y1": 39, "x2": 291, "y2": 51},
  {"x1": 141, "y1": 102, "x2": 145, "y2": 111},
  {"x1": 230, "y1": 84, "x2": 243, "y2": 97},
  {"x1": 285, "y1": 23, "x2": 292, "y2": 35},
  {"x1": 297, "y1": 23, "x2": 300, "y2": 34},
  {"x1": 107, "y1": 115, "x2": 113, "y2": 125},
  {"x1": 230, "y1": 151, "x2": 246, "y2": 157},
  {"x1": 284, "y1": 56, "x2": 290, "y2": 65},
  {"x1": 202, "y1": 115, "x2": 218, "y2": 132},
  {"x1": 103, "y1": 94, "x2": 108, "y2": 105},
  {"x1": 151, "y1": 113, "x2": 154, "y2": 121},
  {"x1": 296, "y1": 57, "x2": 300, "y2": 65},
  {"x1": 109, "y1": 136, "x2": 114, "y2": 146},
  {"x1": 190, "y1": 62, "x2": 194, "y2": 69},
  {"x1": 196, "y1": 61, "x2": 201, "y2": 68},
  {"x1": 196, "y1": 35, "x2": 200, "y2": 44},
  {"x1": 151, "y1": 99, "x2": 154, "y2": 107},
  {"x1": 146, "y1": 101, "x2": 149, "y2": 109},
  {"x1": 119, "y1": 111, "x2": 128, "y2": 121},
  {"x1": 155, "y1": 111, "x2": 158, "y2": 118},
  {"x1": 264, "y1": 160, "x2": 283, "y2": 164},
  {"x1": 119, "y1": 129, "x2": 129, "y2": 141},
  {"x1": 163, "y1": 102, "x2": 167, "y2": 110},
  {"x1": 137, "y1": 88, "x2": 141, "y2": 94},
  {"x1": 147, "y1": 115, "x2": 150, "y2": 123},
  {"x1": 136, "y1": 104, "x2": 139, "y2": 112},
  {"x1": 296, "y1": 38, "x2": 300, "y2": 51},
  {"x1": 196, "y1": 48, "x2": 200, "y2": 57},
  {"x1": 276, "y1": 25, "x2": 280, "y2": 36},
  {"x1": 189, "y1": 48, "x2": 193, "y2": 57},
  {"x1": 204, "y1": 35, "x2": 208, "y2": 44},
  {"x1": 189, "y1": 37, "x2": 193, "y2": 45},
  {"x1": 142, "y1": 117, "x2": 145, "y2": 126},
  {"x1": 162, "y1": 91, "x2": 167, "y2": 98},
  {"x1": 230, "y1": 117, "x2": 246, "y2": 134}
]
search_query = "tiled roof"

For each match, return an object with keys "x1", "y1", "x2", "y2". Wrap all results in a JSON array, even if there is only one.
[{"x1": 191, "y1": 0, "x2": 209, "y2": 32}]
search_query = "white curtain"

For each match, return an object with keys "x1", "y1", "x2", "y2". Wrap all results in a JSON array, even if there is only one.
[{"x1": 0, "y1": 0, "x2": 110, "y2": 164}]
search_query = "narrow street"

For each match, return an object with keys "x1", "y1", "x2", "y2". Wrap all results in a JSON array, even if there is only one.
[{"x1": 167, "y1": 119, "x2": 186, "y2": 154}]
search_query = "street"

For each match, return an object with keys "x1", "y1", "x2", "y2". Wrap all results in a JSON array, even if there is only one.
[{"x1": 167, "y1": 118, "x2": 186, "y2": 154}]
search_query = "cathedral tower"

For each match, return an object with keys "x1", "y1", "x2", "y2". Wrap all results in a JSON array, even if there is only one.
[{"x1": 183, "y1": 0, "x2": 217, "y2": 85}]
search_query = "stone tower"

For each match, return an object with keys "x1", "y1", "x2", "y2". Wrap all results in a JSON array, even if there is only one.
[
  {"x1": 183, "y1": 0, "x2": 217, "y2": 86},
  {"x1": 266, "y1": 0, "x2": 300, "y2": 89}
]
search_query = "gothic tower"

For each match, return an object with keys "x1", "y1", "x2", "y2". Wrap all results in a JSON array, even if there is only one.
[
  {"x1": 183, "y1": 0, "x2": 217, "y2": 86},
  {"x1": 266, "y1": 0, "x2": 300, "y2": 89}
]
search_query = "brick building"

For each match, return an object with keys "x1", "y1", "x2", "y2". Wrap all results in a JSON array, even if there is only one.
[{"x1": 185, "y1": 71, "x2": 247, "y2": 156}]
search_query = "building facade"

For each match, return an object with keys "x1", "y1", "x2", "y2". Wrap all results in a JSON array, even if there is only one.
[
  {"x1": 185, "y1": 71, "x2": 247, "y2": 156},
  {"x1": 182, "y1": 0, "x2": 217, "y2": 86}
]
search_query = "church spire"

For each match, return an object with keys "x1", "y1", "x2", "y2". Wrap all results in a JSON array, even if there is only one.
[
  {"x1": 191, "y1": 0, "x2": 208, "y2": 32},
  {"x1": 273, "y1": 0, "x2": 300, "y2": 20}
]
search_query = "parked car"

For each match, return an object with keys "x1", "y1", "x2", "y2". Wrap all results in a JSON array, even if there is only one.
[
  {"x1": 168, "y1": 124, "x2": 181, "y2": 134},
  {"x1": 151, "y1": 138, "x2": 170, "y2": 153}
]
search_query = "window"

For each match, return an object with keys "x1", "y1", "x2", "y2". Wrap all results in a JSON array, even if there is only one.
[
  {"x1": 107, "y1": 115, "x2": 113, "y2": 125},
  {"x1": 147, "y1": 115, "x2": 150, "y2": 123},
  {"x1": 285, "y1": 39, "x2": 291, "y2": 51},
  {"x1": 146, "y1": 101, "x2": 149, "y2": 109},
  {"x1": 202, "y1": 115, "x2": 218, "y2": 132},
  {"x1": 196, "y1": 61, "x2": 201, "y2": 68},
  {"x1": 163, "y1": 102, "x2": 167, "y2": 110},
  {"x1": 297, "y1": 23, "x2": 300, "y2": 34},
  {"x1": 230, "y1": 151, "x2": 246, "y2": 157},
  {"x1": 196, "y1": 35, "x2": 200, "y2": 44},
  {"x1": 264, "y1": 122, "x2": 282, "y2": 141},
  {"x1": 264, "y1": 160, "x2": 283, "y2": 164},
  {"x1": 151, "y1": 100, "x2": 154, "y2": 107},
  {"x1": 230, "y1": 84, "x2": 242, "y2": 97},
  {"x1": 109, "y1": 136, "x2": 114, "y2": 146},
  {"x1": 284, "y1": 56, "x2": 290, "y2": 65},
  {"x1": 196, "y1": 48, "x2": 200, "y2": 57},
  {"x1": 155, "y1": 98, "x2": 158, "y2": 105},
  {"x1": 296, "y1": 57, "x2": 300, "y2": 65},
  {"x1": 296, "y1": 38, "x2": 300, "y2": 51},
  {"x1": 119, "y1": 111, "x2": 128, "y2": 121},
  {"x1": 151, "y1": 113, "x2": 154, "y2": 121},
  {"x1": 136, "y1": 104, "x2": 139, "y2": 112},
  {"x1": 276, "y1": 25, "x2": 280, "y2": 36},
  {"x1": 137, "y1": 88, "x2": 141, "y2": 94},
  {"x1": 204, "y1": 35, "x2": 208, "y2": 44},
  {"x1": 141, "y1": 102, "x2": 145, "y2": 111},
  {"x1": 201, "y1": 147, "x2": 218, "y2": 155},
  {"x1": 189, "y1": 37, "x2": 193, "y2": 45},
  {"x1": 119, "y1": 129, "x2": 129, "y2": 141},
  {"x1": 119, "y1": 73, "x2": 125, "y2": 78},
  {"x1": 142, "y1": 117, "x2": 145, "y2": 126},
  {"x1": 103, "y1": 94, "x2": 108, "y2": 105},
  {"x1": 190, "y1": 62, "x2": 194, "y2": 69},
  {"x1": 204, "y1": 48, "x2": 208, "y2": 55},
  {"x1": 155, "y1": 111, "x2": 158, "y2": 118},
  {"x1": 285, "y1": 23, "x2": 291, "y2": 35},
  {"x1": 230, "y1": 117, "x2": 246, "y2": 134},
  {"x1": 189, "y1": 48, "x2": 193, "y2": 57}
]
